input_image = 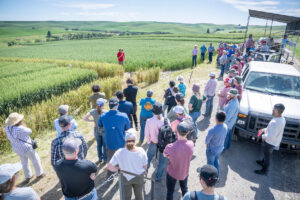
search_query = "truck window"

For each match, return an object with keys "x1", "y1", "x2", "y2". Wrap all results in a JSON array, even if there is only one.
[
  {"x1": 255, "y1": 54, "x2": 264, "y2": 61},
  {"x1": 269, "y1": 55, "x2": 280, "y2": 63},
  {"x1": 242, "y1": 68, "x2": 249, "y2": 81}
]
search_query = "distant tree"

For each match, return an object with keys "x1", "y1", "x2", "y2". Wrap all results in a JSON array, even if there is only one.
[
  {"x1": 207, "y1": 28, "x2": 210, "y2": 34},
  {"x1": 47, "y1": 31, "x2": 51, "y2": 38},
  {"x1": 65, "y1": 28, "x2": 69, "y2": 31},
  {"x1": 238, "y1": 24, "x2": 241, "y2": 26}
]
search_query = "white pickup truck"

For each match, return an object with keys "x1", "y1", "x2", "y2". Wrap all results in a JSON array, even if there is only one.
[{"x1": 233, "y1": 61, "x2": 300, "y2": 152}]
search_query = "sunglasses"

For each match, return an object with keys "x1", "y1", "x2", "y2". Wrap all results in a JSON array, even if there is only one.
[{"x1": 126, "y1": 140, "x2": 135, "y2": 143}]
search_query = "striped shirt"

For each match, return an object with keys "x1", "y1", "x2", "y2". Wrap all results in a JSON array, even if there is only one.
[
  {"x1": 51, "y1": 131, "x2": 88, "y2": 166},
  {"x1": 6, "y1": 125, "x2": 33, "y2": 155}
]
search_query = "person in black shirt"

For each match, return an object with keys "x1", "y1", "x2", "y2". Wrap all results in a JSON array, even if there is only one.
[
  {"x1": 165, "y1": 86, "x2": 179, "y2": 113},
  {"x1": 123, "y1": 78, "x2": 139, "y2": 130},
  {"x1": 54, "y1": 137, "x2": 98, "y2": 200}
]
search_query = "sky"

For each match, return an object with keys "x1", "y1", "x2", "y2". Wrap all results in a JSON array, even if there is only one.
[{"x1": 0, "y1": 0, "x2": 299, "y2": 25}]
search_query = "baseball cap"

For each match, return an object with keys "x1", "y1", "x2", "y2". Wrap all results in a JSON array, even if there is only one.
[
  {"x1": 224, "y1": 78, "x2": 230, "y2": 83},
  {"x1": 109, "y1": 97, "x2": 119, "y2": 109},
  {"x1": 58, "y1": 115, "x2": 72, "y2": 127},
  {"x1": 177, "y1": 76, "x2": 183, "y2": 82},
  {"x1": 197, "y1": 164, "x2": 218, "y2": 183},
  {"x1": 177, "y1": 122, "x2": 190, "y2": 135},
  {"x1": 152, "y1": 102, "x2": 163, "y2": 115},
  {"x1": 175, "y1": 93, "x2": 184, "y2": 101},
  {"x1": 228, "y1": 88, "x2": 239, "y2": 96},
  {"x1": 173, "y1": 105, "x2": 184, "y2": 114},
  {"x1": 96, "y1": 98, "x2": 107, "y2": 107},
  {"x1": 234, "y1": 76, "x2": 242, "y2": 84},
  {"x1": 210, "y1": 72, "x2": 216, "y2": 77},
  {"x1": 147, "y1": 89, "x2": 153, "y2": 97},
  {"x1": 125, "y1": 128, "x2": 137, "y2": 141},
  {"x1": 0, "y1": 163, "x2": 22, "y2": 184},
  {"x1": 62, "y1": 137, "x2": 82, "y2": 154},
  {"x1": 58, "y1": 105, "x2": 69, "y2": 115}
]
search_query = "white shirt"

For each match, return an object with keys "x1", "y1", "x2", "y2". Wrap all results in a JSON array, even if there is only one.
[
  {"x1": 110, "y1": 147, "x2": 147, "y2": 181},
  {"x1": 6, "y1": 125, "x2": 33, "y2": 155},
  {"x1": 262, "y1": 116, "x2": 286, "y2": 147}
]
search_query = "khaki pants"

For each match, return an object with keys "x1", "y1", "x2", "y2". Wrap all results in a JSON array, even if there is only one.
[
  {"x1": 123, "y1": 174, "x2": 144, "y2": 200},
  {"x1": 19, "y1": 148, "x2": 43, "y2": 179}
]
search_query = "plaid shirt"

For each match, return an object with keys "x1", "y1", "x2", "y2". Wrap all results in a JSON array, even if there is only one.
[
  {"x1": 51, "y1": 130, "x2": 87, "y2": 166},
  {"x1": 6, "y1": 125, "x2": 33, "y2": 155}
]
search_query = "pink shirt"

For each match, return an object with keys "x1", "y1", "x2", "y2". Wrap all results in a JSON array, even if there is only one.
[
  {"x1": 145, "y1": 115, "x2": 166, "y2": 144},
  {"x1": 164, "y1": 139, "x2": 194, "y2": 180},
  {"x1": 219, "y1": 86, "x2": 231, "y2": 109},
  {"x1": 236, "y1": 85, "x2": 243, "y2": 102}
]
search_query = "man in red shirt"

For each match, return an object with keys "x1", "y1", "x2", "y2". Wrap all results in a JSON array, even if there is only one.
[
  {"x1": 217, "y1": 45, "x2": 225, "y2": 66},
  {"x1": 117, "y1": 48, "x2": 125, "y2": 65}
]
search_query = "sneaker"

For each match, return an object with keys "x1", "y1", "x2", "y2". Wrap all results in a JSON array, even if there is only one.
[
  {"x1": 95, "y1": 160, "x2": 103, "y2": 165},
  {"x1": 254, "y1": 169, "x2": 267, "y2": 175},
  {"x1": 36, "y1": 173, "x2": 46, "y2": 180},
  {"x1": 256, "y1": 160, "x2": 264, "y2": 167}
]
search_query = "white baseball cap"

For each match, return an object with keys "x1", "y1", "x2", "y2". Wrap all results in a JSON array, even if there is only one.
[{"x1": 0, "y1": 163, "x2": 22, "y2": 184}]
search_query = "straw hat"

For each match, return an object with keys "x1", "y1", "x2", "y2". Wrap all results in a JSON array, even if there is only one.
[{"x1": 5, "y1": 112, "x2": 24, "y2": 126}]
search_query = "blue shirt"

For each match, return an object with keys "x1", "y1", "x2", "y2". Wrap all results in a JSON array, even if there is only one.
[
  {"x1": 200, "y1": 46, "x2": 207, "y2": 53},
  {"x1": 224, "y1": 98, "x2": 240, "y2": 129},
  {"x1": 139, "y1": 98, "x2": 155, "y2": 117},
  {"x1": 205, "y1": 124, "x2": 228, "y2": 153},
  {"x1": 208, "y1": 46, "x2": 215, "y2": 53},
  {"x1": 232, "y1": 44, "x2": 237, "y2": 51},
  {"x1": 183, "y1": 191, "x2": 227, "y2": 200},
  {"x1": 98, "y1": 110, "x2": 130, "y2": 150},
  {"x1": 178, "y1": 83, "x2": 186, "y2": 97},
  {"x1": 118, "y1": 100, "x2": 134, "y2": 120},
  {"x1": 227, "y1": 49, "x2": 233, "y2": 58},
  {"x1": 54, "y1": 116, "x2": 78, "y2": 137}
]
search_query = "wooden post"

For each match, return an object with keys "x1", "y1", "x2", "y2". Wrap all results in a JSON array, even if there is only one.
[
  {"x1": 243, "y1": 15, "x2": 250, "y2": 53},
  {"x1": 264, "y1": 20, "x2": 268, "y2": 37},
  {"x1": 269, "y1": 18, "x2": 273, "y2": 37}
]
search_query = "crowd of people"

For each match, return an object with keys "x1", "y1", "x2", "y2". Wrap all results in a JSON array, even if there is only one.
[{"x1": 0, "y1": 36, "x2": 288, "y2": 200}]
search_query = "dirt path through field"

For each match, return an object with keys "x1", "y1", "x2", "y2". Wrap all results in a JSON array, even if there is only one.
[{"x1": 1, "y1": 59, "x2": 299, "y2": 200}]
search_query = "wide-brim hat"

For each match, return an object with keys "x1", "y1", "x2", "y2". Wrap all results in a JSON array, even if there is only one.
[
  {"x1": 0, "y1": 163, "x2": 22, "y2": 184},
  {"x1": 5, "y1": 113, "x2": 24, "y2": 126},
  {"x1": 227, "y1": 89, "x2": 239, "y2": 97}
]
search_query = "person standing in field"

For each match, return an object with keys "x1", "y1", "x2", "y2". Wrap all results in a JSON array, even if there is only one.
[
  {"x1": 218, "y1": 78, "x2": 232, "y2": 111},
  {"x1": 163, "y1": 80, "x2": 176, "y2": 114},
  {"x1": 167, "y1": 93, "x2": 187, "y2": 123},
  {"x1": 171, "y1": 105, "x2": 186, "y2": 137},
  {"x1": 164, "y1": 122, "x2": 194, "y2": 200},
  {"x1": 255, "y1": 104, "x2": 286, "y2": 175},
  {"x1": 246, "y1": 34, "x2": 255, "y2": 55},
  {"x1": 218, "y1": 50, "x2": 227, "y2": 79},
  {"x1": 208, "y1": 43, "x2": 215, "y2": 63},
  {"x1": 281, "y1": 34, "x2": 289, "y2": 48},
  {"x1": 177, "y1": 76, "x2": 186, "y2": 97},
  {"x1": 5, "y1": 113, "x2": 44, "y2": 184},
  {"x1": 108, "y1": 129, "x2": 147, "y2": 200},
  {"x1": 54, "y1": 105, "x2": 78, "y2": 137},
  {"x1": 117, "y1": 48, "x2": 125, "y2": 65},
  {"x1": 53, "y1": 138, "x2": 98, "y2": 200},
  {"x1": 83, "y1": 98, "x2": 107, "y2": 164},
  {"x1": 217, "y1": 44, "x2": 224, "y2": 66},
  {"x1": 192, "y1": 45, "x2": 198, "y2": 67},
  {"x1": 233, "y1": 76, "x2": 243, "y2": 102},
  {"x1": 189, "y1": 84, "x2": 205, "y2": 139},
  {"x1": 165, "y1": 87, "x2": 179, "y2": 114},
  {"x1": 123, "y1": 78, "x2": 139, "y2": 130},
  {"x1": 139, "y1": 90, "x2": 156, "y2": 144},
  {"x1": 200, "y1": 44, "x2": 207, "y2": 62},
  {"x1": 51, "y1": 115, "x2": 88, "y2": 166},
  {"x1": 182, "y1": 165, "x2": 227, "y2": 200},
  {"x1": 205, "y1": 112, "x2": 227, "y2": 176},
  {"x1": 89, "y1": 84, "x2": 106, "y2": 109},
  {"x1": 116, "y1": 91, "x2": 134, "y2": 127},
  {"x1": 98, "y1": 97, "x2": 130, "y2": 162},
  {"x1": 223, "y1": 89, "x2": 239, "y2": 151},
  {"x1": 0, "y1": 163, "x2": 40, "y2": 199},
  {"x1": 145, "y1": 102, "x2": 169, "y2": 182},
  {"x1": 203, "y1": 73, "x2": 217, "y2": 117}
]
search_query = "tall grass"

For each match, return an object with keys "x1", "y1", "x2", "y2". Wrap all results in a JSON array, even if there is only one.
[
  {"x1": 136, "y1": 67, "x2": 160, "y2": 85},
  {"x1": 0, "y1": 77, "x2": 122, "y2": 153}
]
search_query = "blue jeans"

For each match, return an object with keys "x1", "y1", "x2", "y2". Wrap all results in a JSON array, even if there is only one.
[
  {"x1": 201, "y1": 53, "x2": 205, "y2": 61},
  {"x1": 206, "y1": 149, "x2": 221, "y2": 176},
  {"x1": 147, "y1": 143, "x2": 167, "y2": 181},
  {"x1": 224, "y1": 129, "x2": 232, "y2": 150},
  {"x1": 189, "y1": 111, "x2": 201, "y2": 138},
  {"x1": 225, "y1": 58, "x2": 231, "y2": 71},
  {"x1": 220, "y1": 64, "x2": 225, "y2": 77},
  {"x1": 192, "y1": 55, "x2": 197, "y2": 67},
  {"x1": 65, "y1": 188, "x2": 98, "y2": 200},
  {"x1": 204, "y1": 95, "x2": 214, "y2": 116},
  {"x1": 94, "y1": 128, "x2": 107, "y2": 162},
  {"x1": 139, "y1": 115, "x2": 151, "y2": 143},
  {"x1": 209, "y1": 52, "x2": 213, "y2": 62}
]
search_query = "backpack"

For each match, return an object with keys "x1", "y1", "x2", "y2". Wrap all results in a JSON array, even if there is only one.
[
  {"x1": 190, "y1": 191, "x2": 225, "y2": 200},
  {"x1": 177, "y1": 117, "x2": 196, "y2": 141},
  {"x1": 157, "y1": 118, "x2": 176, "y2": 153}
]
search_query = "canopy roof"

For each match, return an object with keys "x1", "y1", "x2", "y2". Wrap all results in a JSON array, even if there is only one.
[{"x1": 249, "y1": 9, "x2": 300, "y2": 24}]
